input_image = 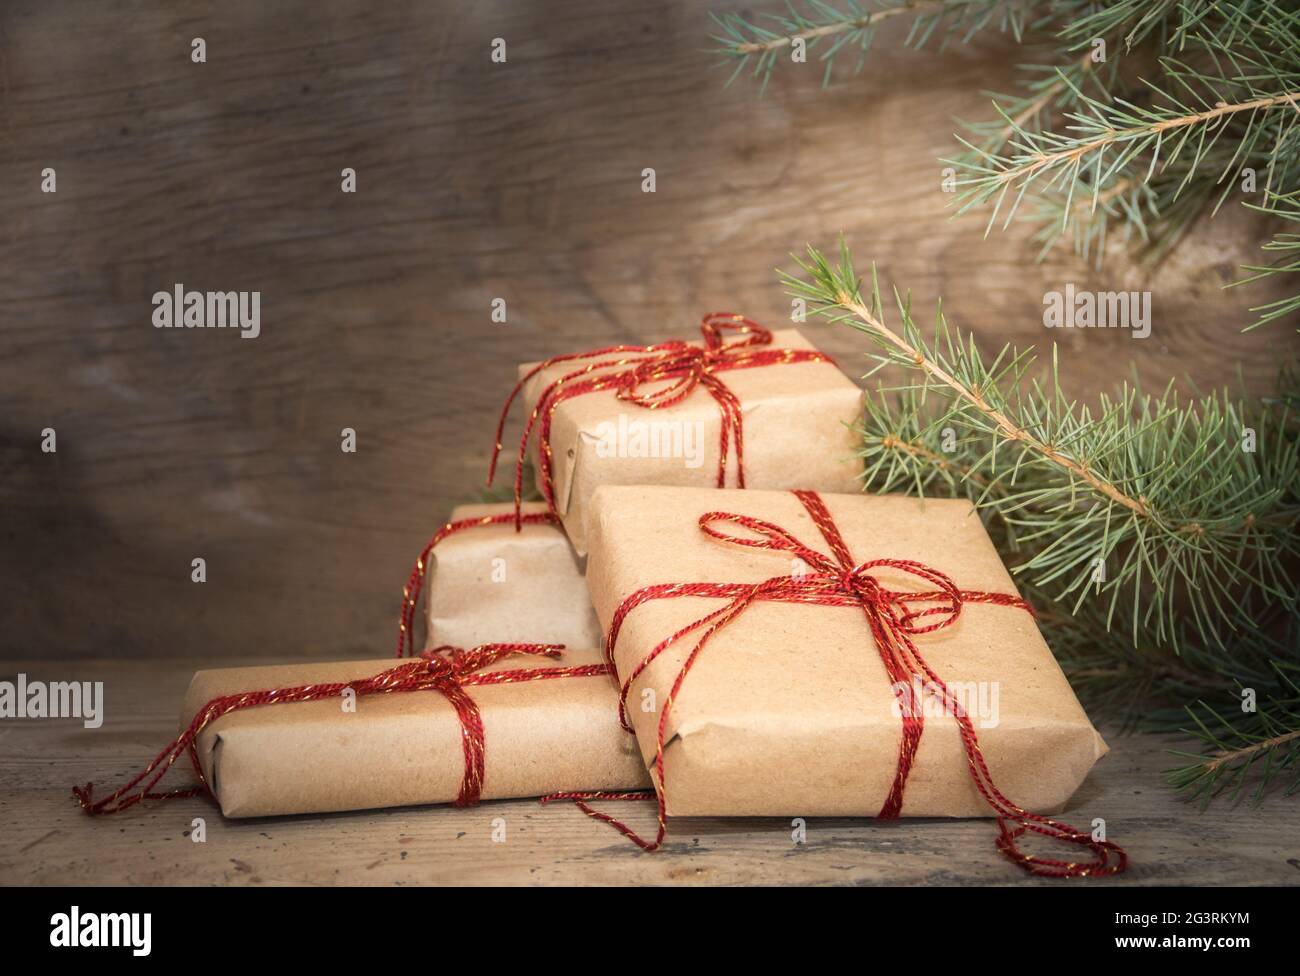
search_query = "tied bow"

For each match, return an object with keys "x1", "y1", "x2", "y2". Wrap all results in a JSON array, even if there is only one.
[
  {"x1": 610, "y1": 316, "x2": 770, "y2": 409},
  {"x1": 551, "y1": 490, "x2": 1127, "y2": 878},
  {"x1": 74, "y1": 642, "x2": 606, "y2": 816},
  {"x1": 487, "y1": 313, "x2": 833, "y2": 527}
]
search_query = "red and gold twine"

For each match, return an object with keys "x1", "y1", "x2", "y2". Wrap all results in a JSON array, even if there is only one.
[
  {"x1": 486, "y1": 313, "x2": 833, "y2": 526},
  {"x1": 74, "y1": 642, "x2": 608, "y2": 815},
  {"x1": 543, "y1": 489, "x2": 1128, "y2": 878}
]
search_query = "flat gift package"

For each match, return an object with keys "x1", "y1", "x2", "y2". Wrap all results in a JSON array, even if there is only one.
[
  {"x1": 497, "y1": 318, "x2": 863, "y2": 554},
  {"x1": 422, "y1": 500, "x2": 601, "y2": 651},
  {"x1": 584, "y1": 484, "x2": 1108, "y2": 819},
  {"x1": 177, "y1": 648, "x2": 649, "y2": 818}
]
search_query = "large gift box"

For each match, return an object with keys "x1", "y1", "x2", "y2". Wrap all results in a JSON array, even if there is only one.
[
  {"x1": 584, "y1": 485, "x2": 1108, "y2": 818},
  {"x1": 179, "y1": 648, "x2": 648, "y2": 817},
  {"x1": 511, "y1": 323, "x2": 863, "y2": 554},
  {"x1": 423, "y1": 501, "x2": 601, "y2": 651}
]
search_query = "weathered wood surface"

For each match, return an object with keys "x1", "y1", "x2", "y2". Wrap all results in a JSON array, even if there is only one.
[
  {"x1": 1, "y1": 2, "x2": 1296, "y2": 661},
  {"x1": 1, "y1": 658, "x2": 1297, "y2": 886}
]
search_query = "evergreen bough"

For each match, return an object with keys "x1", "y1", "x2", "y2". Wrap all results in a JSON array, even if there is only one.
[
  {"x1": 784, "y1": 240, "x2": 1300, "y2": 805},
  {"x1": 715, "y1": 0, "x2": 1300, "y2": 331}
]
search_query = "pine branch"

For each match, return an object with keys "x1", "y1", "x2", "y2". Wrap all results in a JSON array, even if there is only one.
[
  {"x1": 949, "y1": 85, "x2": 1300, "y2": 235},
  {"x1": 1231, "y1": 187, "x2": 1300, "y2": 331},
  {"x1": 1169, "y1": 724, "x2": 1300, "y2": 805},
  {"x1": 711, "y1": 0, "x2": 1040, "y2": 91},
  {"x1": 859, "y1": 384, "x2": 992, "y2": 491},
  {"x1": 791, "y1": 241, "x2": 1300, "y2": 805},
  {"x1": 863, "y1": 365, "x2": 1300, "y2": 805},
  {"x1": 946, "y1": 10, "x2": 1300, "y2": 325},
  {"x1": 717, "y1": 2, "x2": 1300, "y2": 328},
  {"x1": 1164, "y1": 626, "x2": 1300, "y2": 806},
  {"x1": 783, "y1": 241, "x2": 1300, "y2": 653},
  {"x1": 802, "y1": 246, "x2": 1155, "y2": 517},
  {"x1": 1061, "y1": 0, "x2": 1189, "y2": 53},
  {"x1": 1062, "y1": 0, "x2": 1291, "y2": 55},
  {"x1": 957, "y1": 48, "x2": 1115, "y2": 161}
]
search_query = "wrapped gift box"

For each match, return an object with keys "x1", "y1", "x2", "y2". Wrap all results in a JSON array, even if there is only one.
[
  {"x1": 517, "y1": 327, "x2": 863, "y2": 554},
  {"x1": 181, "y1": 649, "x2": 648, "y2": 817},
  {"x1": 424, "y1": 501, "x2": 600, "y2": 651},
  {"x1": 584, "y1": 484, "x2": 1107, "y2": 818}
]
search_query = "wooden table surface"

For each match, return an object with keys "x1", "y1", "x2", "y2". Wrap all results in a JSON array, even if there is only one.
[{"x1": 2, "y1": 657, "x2": 1297, "y2": 886}]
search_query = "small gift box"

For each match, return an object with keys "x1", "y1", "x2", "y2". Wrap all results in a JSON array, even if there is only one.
[
  {"x1": 422, "y1": 501, "x2": 601, "y2": 652},
  {"x1": 584, "y1": 485, "x2": 1108, "y2": 823},
  {"x1": 168, "y1": 647, "x2": 648, "y2": 818},
  {"x1": 492, "y1": 317, "x2": 863, "y2": 554}
]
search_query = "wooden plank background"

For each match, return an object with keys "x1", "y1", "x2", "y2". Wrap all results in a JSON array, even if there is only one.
[{"x1": 1, "y1": 0, "x2": 1295, "y2": 664}]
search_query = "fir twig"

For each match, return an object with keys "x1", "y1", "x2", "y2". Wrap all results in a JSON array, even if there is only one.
[
  {"x1": 949, "y1": 87, "x2": 1300, "y2": 235},
  {"x1": 783, "y1": 239, "x2": 1300, "y2": 806},
  {"x1": 944, "y1": 9, "x2": 1300, "y2": 326},
  {"x1": 1164, "y1": 631, "x2": 1300, "y2": 806},
  {"x1": 712, "y1": 1, "x2": 1038, "y2": 91},
  {"x1": 718, "y1": 0, "x2": 1300, "y2": 328},
  {"x1": 1231, "y1": 187, "x2": 1300, "y2": 331},
  {"x1": 782, "y1": 241, "x2": 1300, "y2": 653}
]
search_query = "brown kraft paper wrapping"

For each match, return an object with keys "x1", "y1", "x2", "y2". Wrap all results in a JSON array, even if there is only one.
[
  {"x1": 425, "y1": 501, "x2": 601, "y2": 652},
  {"x1": 519, "y1": 328, "x2": 863, "y2": 555},
  {"x1": 585, "y1": 485, "x2": 1108, "y2": 819},
  {"x1": 180, "y1": 648, "x2": 649, "y2": 818}
]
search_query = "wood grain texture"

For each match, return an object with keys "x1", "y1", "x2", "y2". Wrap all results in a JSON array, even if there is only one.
[
  {"x1": 1, "y1": 0, "x2": 1296, "y2": 664},
  {"x1": 2, "y1": 657, "x2": 1297, "y2": 886}
]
